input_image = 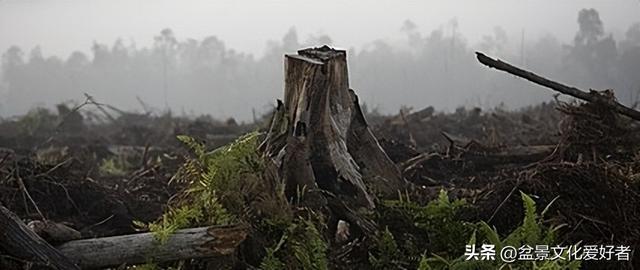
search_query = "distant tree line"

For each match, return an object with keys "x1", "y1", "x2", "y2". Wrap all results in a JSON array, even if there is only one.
[{"x1": 1, "y1": 8, "x2": 639, "y2": 120}]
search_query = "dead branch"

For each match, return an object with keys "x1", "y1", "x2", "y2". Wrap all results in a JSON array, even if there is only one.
[{"x1": 475, "y1": 52, "x2": 640, "y2": 121}]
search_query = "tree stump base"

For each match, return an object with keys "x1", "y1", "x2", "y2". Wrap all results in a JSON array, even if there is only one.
[{"x1": 260, "y1": 46, "x2": 410, "y2": 236}]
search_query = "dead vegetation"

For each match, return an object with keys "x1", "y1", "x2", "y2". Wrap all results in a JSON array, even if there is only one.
[{"x1": 0, "y1": 47, "x2": 639, "y2": 269}]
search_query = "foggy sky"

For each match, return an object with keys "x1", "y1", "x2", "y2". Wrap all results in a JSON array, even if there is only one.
[
  {"x1": 1, "y1": 0, "x2": 638, "y2": 58},
  {"x1": 1, "y1": 1, "x2": 640, "y2": 121}
]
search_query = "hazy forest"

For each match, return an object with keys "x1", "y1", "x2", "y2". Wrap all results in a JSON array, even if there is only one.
[
  {"x1": 2, "y1": 8, "x2": 640, "y2": 120},
  {"x1": 2, "y1": 5, "x2": 640, "y2": 270}
]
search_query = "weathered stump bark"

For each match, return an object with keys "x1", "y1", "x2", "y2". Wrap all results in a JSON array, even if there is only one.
[{"x1": 261, "y1": 46, "x2": 409, "y2": 235}]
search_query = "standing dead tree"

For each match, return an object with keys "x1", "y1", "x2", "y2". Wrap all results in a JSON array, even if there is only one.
[
  {"x1": 260, "y1": 46, "x2": 410, "y2": 236},
  {"x1": 475, "y1": 52, "x2": 640, "y2": 121}
]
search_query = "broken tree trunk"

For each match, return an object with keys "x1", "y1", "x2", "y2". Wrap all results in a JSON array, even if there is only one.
[
  {"x1": 55, "y1": 224, "x2": 248, "y2": 269},
  {"x1": 0, "y1": 203, "x2": 247, "y2": 269},
  {"x1": 0, "y1": 205, "x2": 80, "y2": 270},
  {"x1": 260, "y1": 46, "x2": 409, "y2": 235},
  {"x1": 476, "y1": 52, "x2": 640, "y2": 121}
]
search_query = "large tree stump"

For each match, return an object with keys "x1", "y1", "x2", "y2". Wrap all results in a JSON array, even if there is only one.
[{"x1": 261, "y1": 46, "x2": 409, "y2": 235}]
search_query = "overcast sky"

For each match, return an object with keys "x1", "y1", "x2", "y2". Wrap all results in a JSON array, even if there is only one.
[{"x1": 1, "y1": 0, "x2": 639, "y2": 58}]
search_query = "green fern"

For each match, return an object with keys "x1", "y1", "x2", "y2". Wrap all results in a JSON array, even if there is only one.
[
  {"x1": 417, "y1": 190, "x2": 472, "y2": 254},
  {"x1": 176, "y1": 135, "x2": 206, "y2": 159},
  {"x1": 148, "y1": 132, "x2": 262, "y2": 242},
  {"x1": 99, "y1": 156, "x2": 129, "y2": 176},
  {"x1": 417, "y1": 254, "x2": 430, "y2": 270},
  {"x1": 260, "y1": 249, "x2": 287, "y2": 270},
  {"x1": 260, "y1": 232, "x2": 288, "y2": 270},
  {"x1": 502, "y1": 192, "x2": 542, "y2": 248},
  {"x1": 369, "y1": 227, "x2": 402, "y2": 269},
  {"x1": 259, "y1": 216, "x2": 328, "y2": 270},
  {"x1": 148, "y1": 206, "x2": 198, "y2": 243},
  {"x1": 421, "y1": 192, "x2": 580, "y2": 270},
  {"x1": 377, "y1": 188, "x2": 473, "y2": 266},
  {"x1": 290, "y1": 218, "x2": 329, "y2": 270}
]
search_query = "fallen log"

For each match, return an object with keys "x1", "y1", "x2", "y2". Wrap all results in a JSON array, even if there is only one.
[
  {"x1": 1, "y1": 203, "x2": 248, "y2": 270},
  {"x1": 403, "y1": 144, "x2": 556, "y2": 172},
  {"x1": 476, "y1": 52, "x2": 640, "y2": 121},
  {"x1": 0, "y1": 205, "x2": 80, "y2": 270},
  {"x1": 55, "y1": 224, "x2": 248, "y2": 269}
]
